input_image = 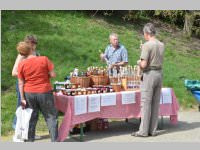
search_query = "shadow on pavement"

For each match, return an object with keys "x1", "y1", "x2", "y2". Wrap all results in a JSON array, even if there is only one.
[{"x1": 62, "y1": 117, "x2": 200, "y2": 142}]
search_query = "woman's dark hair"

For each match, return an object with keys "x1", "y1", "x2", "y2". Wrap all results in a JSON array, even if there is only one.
[{"x1": 24, "y1": 35, "x2": 38, "y2": 44}]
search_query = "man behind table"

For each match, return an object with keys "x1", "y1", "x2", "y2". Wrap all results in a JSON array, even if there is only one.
[{"x1": 100, "y1": 33, "x2": 128, "y2": 75}]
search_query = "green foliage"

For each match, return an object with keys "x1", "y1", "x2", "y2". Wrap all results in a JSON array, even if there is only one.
[
  {"x1": 1, "y1": 90, "x2": 17, "y2": 135},
  {"x1": 96, "y1": 10, "x2": 199, "y2": 38},
  {"x1": 154, "y1": 10, "x2": 185, "y2": 25},
  {"x1": 192, "y1": 14, "x2": 200, "y2": 37},
  {"x1": 153, "y1": 10, "x2": 200, "y2": 37},
  {"x1": 1, "y1": 10, "x2": 200, "y2": 136},
  {"x1": 122, "y1": 11, "x2": 145, "y2": 21}
]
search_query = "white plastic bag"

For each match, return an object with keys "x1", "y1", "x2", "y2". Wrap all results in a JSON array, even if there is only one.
[{"x1": 13, "y1": 106, "x2": 33, "y2": 142}]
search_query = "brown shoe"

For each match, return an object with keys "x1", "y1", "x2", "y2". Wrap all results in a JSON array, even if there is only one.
[{"x1": 149, "y1": 132, "x2": 158, "y2": 136}]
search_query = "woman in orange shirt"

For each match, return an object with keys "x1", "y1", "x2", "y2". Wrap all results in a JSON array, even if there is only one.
[
  {"x1": 12, "y1": 35, "x2": 39, "y2": 130},
  {"x1": 17, "y1": 41, "x2": 58, "y2": 142}
]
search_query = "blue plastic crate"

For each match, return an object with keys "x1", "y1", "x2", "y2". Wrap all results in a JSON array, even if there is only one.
[
  {"x1": 191, "y1": 90, "x2": 200, "y2": 104},
  {"x1": 184, "y1": 79, "x2": 200, "y2": 91}
]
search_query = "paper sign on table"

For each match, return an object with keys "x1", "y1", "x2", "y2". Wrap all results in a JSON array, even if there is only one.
[
  {"x1": 161, "y1": 88, "x2": 172, "y2": 104},
  {"x1": 101, "y1": 93, "x2": 116, "y2": 106},
  {"x1": 74, "y1": 95, "x2": 87, "y2": 115},
  {"x1": 88, "y1": 94, "x2": 100, "y2": 113},
  {"x1": 121, "y1": 91, "x2": 136, "y2": 104}
]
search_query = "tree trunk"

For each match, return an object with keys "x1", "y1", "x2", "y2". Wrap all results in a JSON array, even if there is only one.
[{"x1": 183, "y1": 12, "x2": 195, "y2": 37}]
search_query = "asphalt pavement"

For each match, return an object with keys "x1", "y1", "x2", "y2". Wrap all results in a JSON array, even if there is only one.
[{"x1": 2, "y1": 110, "x2": 200, "y2": 142}]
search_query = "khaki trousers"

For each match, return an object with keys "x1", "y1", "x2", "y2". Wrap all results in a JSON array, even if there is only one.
[{"x1": 138, "y1": 70, "x2": 162, "y2": 136}]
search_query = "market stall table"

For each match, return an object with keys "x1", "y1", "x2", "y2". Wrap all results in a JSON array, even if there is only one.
[{"x1": 54, "y1": 88, "x2": 179, "y2": 142}]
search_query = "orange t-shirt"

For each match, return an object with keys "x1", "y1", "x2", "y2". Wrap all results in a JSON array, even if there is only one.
[{"x1": 18, "y1": 56, "x2": 54, "y2": 93}]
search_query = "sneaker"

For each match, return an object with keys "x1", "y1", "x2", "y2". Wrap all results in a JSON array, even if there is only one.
[{"x1": 13, "y1": 136, "x2": 24, "y2": 142}]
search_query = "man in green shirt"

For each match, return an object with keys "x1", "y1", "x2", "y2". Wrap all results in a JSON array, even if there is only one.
[{"x1": 132, "y1": 23, "x2": 165, "y2": 137}]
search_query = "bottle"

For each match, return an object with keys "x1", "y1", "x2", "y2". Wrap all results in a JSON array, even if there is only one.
[
  {"x1": 113, "y1": 66, "x2": 117, "y2": 78},
  {"x1": 110, "y1": 88, "x2": 114, "y2": 93},
  {"x1": 74, "y1": 68, "x2": 79, "y2": 76}
]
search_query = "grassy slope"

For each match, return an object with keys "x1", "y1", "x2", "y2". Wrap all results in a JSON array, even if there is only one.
[{"x1": 1, "y1": 10, "x2": 200, "y2": 136}]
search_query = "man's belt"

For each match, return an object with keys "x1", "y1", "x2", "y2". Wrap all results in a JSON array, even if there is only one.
[{"x1": 143, "y1": 67, "x2": 162, "y2": 73}]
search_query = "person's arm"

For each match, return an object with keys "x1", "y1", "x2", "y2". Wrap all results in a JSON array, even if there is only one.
[
  {"x1": 100, "y1": 53, "x2": 106, "y2": 62},
  {"x1": 137, "y1": 59, "x2": 147, "y2": 69},
  {"x1": 100, "y1": 46, "x2": 109, "y2": 62},
  {"x1": 112, "y1": 61, "x2": 128, "y2": 68},
  {"x1": 112, "y1": 46, "x2": 128, "y2": 67},
  {"x1": 17, "y1": 62, "x2": 26, "y2": 108},
  {"x1": 46, "y1": 56, "x2": 56, "y2": 78},
  {"x1": 18, "y1": 78, "x2": 26, "y2": 108},
  {"x1": 137, "y1": 43, "x2": 149, "y2": 70},
  {"x1": 49, "y1": 70, "x2": 56, "y2": 78},
  {"x1": 12, "y1": 54, "x2": 25, "y2": 77}
]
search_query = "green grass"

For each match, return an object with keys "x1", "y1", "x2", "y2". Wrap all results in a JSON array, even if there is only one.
[{"x1": 1, "y1": 10, "x2": 200, "y2": 136}]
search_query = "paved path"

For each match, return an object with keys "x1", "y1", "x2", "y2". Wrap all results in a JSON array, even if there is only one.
[{"x1": 2, "y1": 110, "x2": 200, "y2": 142}]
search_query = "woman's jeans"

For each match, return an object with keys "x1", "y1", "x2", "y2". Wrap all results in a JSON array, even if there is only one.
[{"x1": 25, "y1": 91, "x2": 58, "y2": 142}]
